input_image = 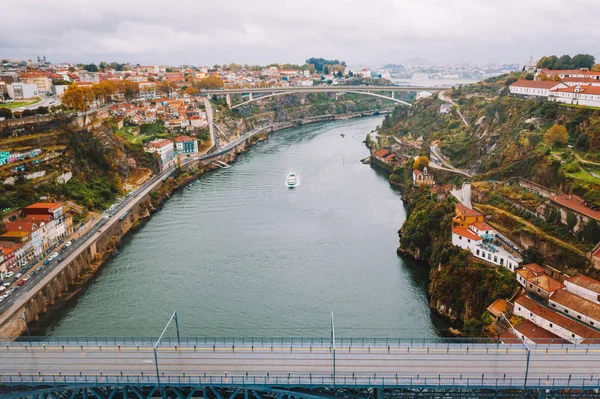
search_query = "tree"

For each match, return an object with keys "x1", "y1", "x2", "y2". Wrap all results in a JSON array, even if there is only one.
[
  {"x1": 554, "y1": 55, "x2": 572, "y2": 70},
  {"x1": 158, "y1": 80, "x2": 177, "y2": 97},
  {"x1": 0, "y1": 107, "x2": 12, "y2": 119},
  {"x1": 116, "y1": 80, "x2": 139, "y2": 102},
  {"x1": 521, "y1": 246, "x2": 544, "y2": 265},
  {"x1": 305, "y1": 57, "x2": 346, "y2": 73},
  {"x1": 83, "y1": 63, "x2": 99, "y2": 72},
  {"x1": 566, "y1": 211, "x2": 578, "y2": 231},
  {"x1": 413, "y1": 155, "x2": 430, "y2": 170},
  {"x1": 193, "y1": 76, "x2": 224, "y2": 90},
  {"x1": 544, "y1": 124, "x2": 568, "y2": 147},
  {"x1": 537, "y1": 55, "x2": 558, "y2": 69},
  {"x1": 582, "y1": 220, "x2": 600, "y2": 242},
  {"x1": 570, "y1": 54, "x2": 595, "y2": 69},
  {"x1": 592, "y1": 64, "x2": 600, "y2": 72}
]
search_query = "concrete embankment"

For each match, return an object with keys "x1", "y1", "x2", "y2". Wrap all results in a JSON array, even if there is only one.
[{"x1": 0, "y1": 111, "x2": 386, "y2": 338}]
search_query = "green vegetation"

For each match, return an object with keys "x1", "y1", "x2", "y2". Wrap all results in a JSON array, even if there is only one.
[
  {"x1": 0, "y1": 98, "x2": 41, "y2": 109},
  {"x1": 536, "y1": 54, "x2": 595, "y2": 70}
]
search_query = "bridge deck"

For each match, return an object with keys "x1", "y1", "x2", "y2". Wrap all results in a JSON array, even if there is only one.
[{"x1": 1, "y1": 339, "x2": 599, "y2": 390}]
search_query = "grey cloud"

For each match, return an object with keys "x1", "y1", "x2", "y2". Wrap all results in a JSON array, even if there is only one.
[{"x1": 1, "y1": 0, "x2": 599, "y2": 65}]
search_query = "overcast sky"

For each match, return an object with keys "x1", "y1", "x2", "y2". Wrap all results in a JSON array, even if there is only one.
[{"x1": 2, "y1": 0, "x2": 598, "y2": 67}]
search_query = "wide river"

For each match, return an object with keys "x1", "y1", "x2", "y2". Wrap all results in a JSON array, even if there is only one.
[{"x1": 42, "y1": 116, "x2": 444, "y2": 338}]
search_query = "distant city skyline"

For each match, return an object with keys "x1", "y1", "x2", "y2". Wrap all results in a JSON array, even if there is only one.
[{"x1": 1, "y1": 0, "x2": 599, "y2": 66}]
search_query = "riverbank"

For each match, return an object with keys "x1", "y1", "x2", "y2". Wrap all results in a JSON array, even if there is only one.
[{"x1": 6, "y1": 111, "x2": 395, "y2": 337}]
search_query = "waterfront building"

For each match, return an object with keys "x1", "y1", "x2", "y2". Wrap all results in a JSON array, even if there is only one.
[
  {"x1": 22, "y1": 203, "x2": 72, "y2": 251},
  {"x1": 452, "y1": 203, "x2": 484, "y2": 228},
  {"x1": 145, "y1": 138, "x2": 175, "y2": 169},
  {"x1": 3, "y1": 221, "x2": 43, "y2": 258},
  {"x1": 173, "y1": 136, "x2": 198, "y2": 155},
  {"x1": 516, "y1": 263, "x2": 564, "y2": 301}
]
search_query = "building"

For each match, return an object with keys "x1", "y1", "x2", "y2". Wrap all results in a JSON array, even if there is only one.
[
  {"x1": 452, "y1": 203, "x2": 484, "y2": 228},
  {"x1": 22, "y1": 203, "x2": 71, "y2": 251},
  {"x1": 19, "y1": 72, "x2": 52, "y2": 93},
  {"x1": 516, "y1": 263, "x2": 564, "y2": 301},
  {"x1": 524, "y1": 57, "x2": 538, "y2": 74},
  {"x1": 173, "y1": 136, "x2": 198, "y2": 155},
  {"x1": 6, "y1": 83, "x2": 39, "y2": 99},
  {"x1": 53, "y1": 84, "x2": 68, "y2": 97},
  {"x1": 451, "y1": 204, "x2": 522, "y2": 271},
  {"x1": 146, "y1": 139, "x2": 175, "y2": 167},
  {"x1": 550, "y1": 85, "x2": 600, "y2": 108},
  {"x1": 536, "y1": 68, "x2": 600, "y2": 81},
  {"x1": 412, "y1": 167, "x2": 435, "y2": 186},
  {"x1": 138, "y1": 82, "x2": 157, "y2": 100},
  {"x1": 416, "y1": 91, "x2": 433, "y2": 100},
  {"x1": 439, "y1": 103, "x2": 452, "y2": 114},
  {"x1": 501, "y1": 319, "x2": 568, "y2": 345},
  {"x1": 549, "y1": 289, "x2": 600, "y2": 329},
  {"x1": 3, "y1": 221, "x2": 43, "y2": 258},
  {"x1": 486, "y1": 298, "x2": 507, "y2": 322},
  {"x1": 509, "y1": 80, "x2": 567, "y2": 99},
  {"x1": 513, "y1": 295, "x2": 600, "y2": 343},
  {"x1": 564, "y1": 275, "x2": 600, "y2": 305}
]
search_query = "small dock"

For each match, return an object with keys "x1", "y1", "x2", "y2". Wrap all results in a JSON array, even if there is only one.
[{"x1": 213, "y1": 160, "x2": 231, "y2": 169}]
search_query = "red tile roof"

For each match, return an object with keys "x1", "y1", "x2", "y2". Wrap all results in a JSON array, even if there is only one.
[
  {"x1": 147, "y1": 139, "x2": 173, "y2": 149},
  {"x1": 549, "y1": 194, "x2": 600, "y2": 221},
  {"x1": 515, "y1": 295, "x2": 600, "y2": 340},
  {"x1": 4, "y1": 221, "x2": 38, "y2": 233},
  {"x1": 511, "y1": 319, "x2": 569, "y2": 344},
  {"x1": 24, "y1": 203, "x2": 61, "y2": 210},
  {"x1": 455, "y1": 203, "x2": 482, "y2": 217},
  {"x1": 523, "y1": 263, "x2": 545, "y2": 275},
  {"x1": 551, "y1": 289, "x2": 600, "y2": 321},
  {"x1": 565, "y1": 275, "x2": 600, "y2": 295},
  {"x1": 552, "y1": 85, "x2": 600, "y2": 96},
  {"x1": 452, "y1": 227, "x2": 482, "y2": 241},
  {"x1": 173, "y1": 135, "x2": 195, "y2": 143},
  {"x1": 413, "y1": 169, "x2": 422, "y2": 176},
  {"x1": 486, "y1": 299, "x2": 507, "y2": 318},
  {"x1": 374, "y1": 149, "x2": 390, "y2": 158},
  {"x1": 470, "y1": 221, "x2": 494, "y2": 231},
  {"x1": 510, "y1": 79, "x2": 563, "y2": 89}
]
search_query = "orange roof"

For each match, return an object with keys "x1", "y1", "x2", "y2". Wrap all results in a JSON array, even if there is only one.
[
  {"x1": 565, "y1": 275, "x2": 600, "y2": 295},
  {"x1": 4, "y1": 221, "x2": 38, "y2": 233},
  {"x1": 551, "y1": 289, "x2": 600, "y2": 321},
  {"x1": 533, "y1": 275, "x2": 565, "y2": 293},
  {"x1": 540, "y1": 68, "x2": 600, "y2": 76},
  {"x1": 517, "y1": 268, "x2": 539, "y2": 282},
  {"x1": 486, "y1": 299, "x2": 507, "y2": 318},
  {"x1": 24, "y1": 214, "x2": 52, "y2": 222},
  {"x1": 470, "y1": 221, "x2": 494, "y2": 231},
  {"x1": 594, "y1": 248, "x2": 600, "y2": 259},
  {"x1": 455, "y1": 203, "x2": 482, "y2": 217},
  {"x1": 374, "y1": 149, "x2": 390, "y2": 158},
  {"x1": 515, "y1": 295, "x2": 600, "y2": 340},
  {"x1": 452, "y1": 227, "x2": 482, "y2": 241},
  {"x1": 510, "y1": 79, "x2": 563, "y2": 89},
  {"x1": 148, "y1": 139, "x2": 173, "y2": 149},
  {"x1": 552, "y1": 85, "x2": 600, "y2": 95},
  {"x1": 413, "y1": 169, "x2": 422, "y2": 176},
  {"x1": 173, "y1": 135, "x2": 195, "y2": 142},
  {"x1": 523, "y1": 263, "x2": 545, "y2": 275},
  {"x1": 549, "y1": 194, "x2": 600, "y2": 221},
  {"x1": 24, "y1": 202, "x2": 61, "y2": 210},
  {"x1": 0, "y1": 231, "x2": 29, "y2": 238},
  {"x1": 510, "y1": 319, "x2": 569, "y2": 344}
]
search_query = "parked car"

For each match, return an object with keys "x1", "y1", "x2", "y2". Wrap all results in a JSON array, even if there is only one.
[
  {"x1": 2, "y1": 283, "x2": 10, "y2": 288},
  {"x1": 23, "y1": 276, "x2": 31, "y2": 281},
  {"x1": 43, "y1": 260, "x2": 50, "y2": 265},
  {"x1": 5, "y1": 272, "x2": 14, "y2": 278},
  {"x1": 64, "y1": 241, "x2": 72, "y2": 248},
  {"x1": 15, "y1": 273, "x2": 22, "y2": 278},
  {"x1": 17, "y1": 280, "x2": 24, "y2": 286}
]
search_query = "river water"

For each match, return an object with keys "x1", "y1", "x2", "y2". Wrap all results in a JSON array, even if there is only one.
[{"x1": 42, "y1": 117, "x2": 443, "y2": 338}]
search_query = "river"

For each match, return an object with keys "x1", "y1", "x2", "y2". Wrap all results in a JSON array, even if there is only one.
[{"x1": 41, "y1": 116, "x2": 444, "y2": 338}]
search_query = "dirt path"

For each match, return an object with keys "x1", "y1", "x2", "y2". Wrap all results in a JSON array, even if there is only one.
[{"x1": 475, "y1": 204, "x2": 587, "y2": 255}]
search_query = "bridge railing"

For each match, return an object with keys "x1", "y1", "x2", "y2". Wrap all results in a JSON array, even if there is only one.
[
  {"x1": 2, "y1": 336, "x2": 599, "y2": 348},
  {"x1": 1, "y1": 374, "x2": 599, "y2": 390}
]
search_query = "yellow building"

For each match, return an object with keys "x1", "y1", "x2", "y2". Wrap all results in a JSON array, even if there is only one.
[
  {"x1": 452, "y1": 203, "x2": 484, "y2": 228},
  {"x1": 20, "y1": 73, "x2": 52, "y2": 93}
]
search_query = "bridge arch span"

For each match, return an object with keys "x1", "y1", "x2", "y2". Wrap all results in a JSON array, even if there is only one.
[{"x1": 228, "y1": 90, "x2": 411, "y2": 109}]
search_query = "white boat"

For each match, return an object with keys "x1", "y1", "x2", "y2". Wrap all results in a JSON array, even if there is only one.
[{"x1": 287, "y1": 172, "x2": 298, "y2": 188}]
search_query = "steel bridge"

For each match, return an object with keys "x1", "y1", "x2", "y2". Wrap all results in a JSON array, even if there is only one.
[
  {"x1": 1, "y1": 336, "x2": 600, "y2": 399},
  {"x1": 201, "y1": 86, "x2": 447, "y2": 109}
]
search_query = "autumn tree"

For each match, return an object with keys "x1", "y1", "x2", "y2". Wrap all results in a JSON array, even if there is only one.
[
  {"x1": 413, "y1": 155, "x2": 430, "y2": 170},
  {"x1": 544, "y1": 124, "x2": 569, "y2": 147},
  {"x1": 116, "y1": 80, "x2": 139, "y2": 102},
  {"x1": 592, "y1": 64, "x2": 600, "y2": 72},
  {"x1": 193, "y1": 76, "x2": 224, "y2": 90},
  {"x1": 158, "y1": 80, "x2": 177, "y2": 97}
]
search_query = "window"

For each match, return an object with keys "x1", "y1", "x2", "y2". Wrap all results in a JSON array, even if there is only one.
[
  {"x1": 488, "y1": 253, "x2": 491, "y2": 260},
  {"x1": 591, "y1": 321, "x2": 595, "y2": 326},
  {"x1": 529, "y1": 312, "x2": 533, "y2": 317},
  {"x1": 551, "y1": 303, "x2": 556, "y2": 308},
  {"x1": 564, "y1": 309, "x2": 569, "y2": 314},
  {"x1": 537, "y1": 289, "x2": 540, "y2": 293},
  {"x1": 597, "y1": 294, "x2": 600, "y2": 302},
  {"x1": 529, "y1": 283, "x2": 533, "y2": 288},
  {"x1": 549, "y1": 323, "x2": 553, "y2": 328},
  {"x1": 572, "y1": 334, "x2": 575, "y2": 338},
  {"x1": 476, "y1": 249, "x2": 480, "y2": 255},
  {"x1": 459, "y1": 236, "x2": 462, "y2": 240},
  {"x1": 468, "y1": 239, "x2": 471, "y2": 243},
  {"x1": 577, "y1": 315, "x2": 581, "y2": 320},
  {"x1": 494, "y1": 256, "x2": 498, "y2": 263},
  {"x1": 518, "y1": 306, "x2": 521, "y2": 311}
]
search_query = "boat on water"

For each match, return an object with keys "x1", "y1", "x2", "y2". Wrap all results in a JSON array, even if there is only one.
[{"x1": 287, "y1": 172, "x2": 298, "y2": 188}]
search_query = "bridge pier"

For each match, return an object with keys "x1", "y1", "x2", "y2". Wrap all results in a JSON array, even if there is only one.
[
  {"x1": 249, "y1": 92, "x2": 253, "y2": 101},
  {"x1": 226, "y1": 93, "x2": 232, "y2": 109}
]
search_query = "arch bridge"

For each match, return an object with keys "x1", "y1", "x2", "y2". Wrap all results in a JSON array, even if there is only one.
[{"x1": 202, "y1": 86, "x2": 447, "y2": 109}]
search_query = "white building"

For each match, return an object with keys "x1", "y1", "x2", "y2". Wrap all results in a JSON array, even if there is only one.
[
  {"x1": 549, "y1": 289, "x2": 600, "y2": 330},
  {"x1": 452, "y1": 220, "x2": 522, "y2": 271},
  {"x1": 514, "y1": 295, "x2": 600, "y2": 343},
  {"x1": 6, "y1": 83, "x2": 39, "y2": 99},
  {"x1": 509, "y1": 80, "x2": 567, "y2": 98},
  {"x1": 138, "y1": 82, "x2": 157, "y2": 100},
  {"x1": 146, "y1": 139, "x2": 175, "y2": 168},
  {"x1": 439, "y1": 103, "x2": 452, "y2": 114},
  {"x1": 416, "y1": 91, "x2": 433, "y2": 100},
  {"x1": 550, "y1": 85, "x2": 600, "y2": 108},
  {"x1": 565, "y1": 275, "x2": 600, "y2": 305}
]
